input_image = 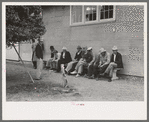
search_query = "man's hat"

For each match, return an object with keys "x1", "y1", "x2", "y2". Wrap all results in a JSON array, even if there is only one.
[
  {"x1": 77, "y1": 45, "x2": 82, "y2": 49},
  {"x1": 87, "y1": 47, "x2": 92, "y2": 51},
  {"x1": 62, "y1": 47, "x2": 67, "y2": 50},
  {"x1": 100, "y1": 48, "x2": 106, "y2": 53},
  {"x1": 112, "y1": 46, "x2": 118, "y2": 50}
]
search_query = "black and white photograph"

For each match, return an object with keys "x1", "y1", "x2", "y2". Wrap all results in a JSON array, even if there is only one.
[{"x1": 2, "y1": 2, "x2": 147, "y2": 120}]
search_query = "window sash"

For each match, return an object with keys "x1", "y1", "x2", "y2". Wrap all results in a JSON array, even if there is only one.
[{"x1": 70, "y1": 5, "x2": 116, "y2": 26}]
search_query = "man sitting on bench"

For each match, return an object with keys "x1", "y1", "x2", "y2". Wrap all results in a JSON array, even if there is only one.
[
  {"x1": 56, "y1": 47, "x2": 72, "y2": 72},
  {"x1": 104, "y1": 46, "x2": 123, "y2": 82},
  {"x1": 96, "y1": 48, "x2": 110, "y2": 81}
]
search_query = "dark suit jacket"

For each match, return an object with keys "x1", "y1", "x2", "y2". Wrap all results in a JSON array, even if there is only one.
[
  {"x1": 111, "y1": 52, "x2": 123, "y2": 68},
  {"x1": 83, "y1": 52, "x2": 93, "y2": 63},
  {"x1": 60, "y1": 51, "x2": 72, "y2": 63},
  {"x1": 74, "y1": 51, "x2": 82, "y2": 61},
  {"x1": 35, "y1": 43, "x2": 43, "y2": 59}
]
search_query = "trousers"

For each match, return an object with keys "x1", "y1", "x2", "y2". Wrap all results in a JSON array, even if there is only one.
[
  {"x1": 65, "y1": 61, "x2": 78, "y2": 73},
  {"x1": 87, "y1": 63, "x2": 98, "y2": 77},
  {"x1": 75, "y1": 61, "x2": 88, "y2": 74},
  {"x1": 36, "y1": 58, "x2": 43, "y2": 79},
  {"x1": 57, "y1": 59, "x2": 69, "y2": 72},
  {"x1": 104, "y1": 62, "x2": 117, "y2": 77},
  {"x1": 46, "y1": 58, "x2": 53, "y2": 68}
]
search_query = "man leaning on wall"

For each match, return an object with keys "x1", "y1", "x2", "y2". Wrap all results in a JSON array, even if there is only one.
[{"x1": 104, "y1": 46, "x2": 123, "y2": 82}]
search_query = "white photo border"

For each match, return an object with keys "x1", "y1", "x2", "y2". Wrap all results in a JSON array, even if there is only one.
[{"x1": 2, "y1": 2, "x2": 147, "y2": 120}]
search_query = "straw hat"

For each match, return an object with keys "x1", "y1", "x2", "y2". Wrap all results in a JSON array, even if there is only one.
[
  {"x1": 100, "y1": 48, "x2": 106, "y2": 53},
  {"x1": 87, "y1": 47, "x2": 92, "y2": 51},
  {"x1": 62, "y1": 47, "x2": 67, "y2": 50},
  {"x1": 77, "y1": 45, "x2": 82, "y2": 49},
  {"x1": 112, "y1": 46, "x2": 118, "y2": 50}
]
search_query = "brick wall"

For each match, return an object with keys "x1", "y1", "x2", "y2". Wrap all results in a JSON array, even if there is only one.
[{"x1": 42, "y1": 5, "x2": 144, "y2": 76}]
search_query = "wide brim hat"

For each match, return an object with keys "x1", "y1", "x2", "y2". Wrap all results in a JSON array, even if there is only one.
[
  {"x1": 87, "y1": 47, "x2": 92, "y2": 51},
  {"x1": 77, "y1": 45, "x2": 82, "y2": 49},
  {"x1": 100, "y1": 48, "x2": 106, "y2": 53},
  {"x1": 62, "y1": 47, "x2": 67, "y2": 50},
  {"x1": 112, "y1": 46, "x2": 118, "y2": 50}
]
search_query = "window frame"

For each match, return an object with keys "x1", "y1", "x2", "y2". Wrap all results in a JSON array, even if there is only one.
[{"x1": 70, "y1": 5, "x2": 116, "y2": 26}]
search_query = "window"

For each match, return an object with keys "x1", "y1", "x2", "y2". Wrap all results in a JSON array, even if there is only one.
[
  {"x1": 100, "y1": 5, "x2": 113, "y2": 20},
  {"x1": 70, "y1": 5, "x2": 116, "y2": 26},
  {"x1": 71, "y1": 6, "x2": 82, "y2": 24},
  {"x1": 85, "y1": 6, "x2": 97, "y2": 22}
]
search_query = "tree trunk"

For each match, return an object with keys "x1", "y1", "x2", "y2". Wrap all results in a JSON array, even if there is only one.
[{"x1": 13, "y1": 44, "x2": 35, "y2": 83}]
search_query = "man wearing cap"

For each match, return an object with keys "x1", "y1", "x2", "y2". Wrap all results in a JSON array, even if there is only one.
[
  {"x1": 56, "y1": 47, "x2": 72, "y2": 72},
  {"x1": 104, "y1": 46, "x2": 123, "y2": 82},
  {"x1": 71, "y1": 47, "x2": 93, "y2": 77},
  {"x1": 35, "y1": 37, "x2": 44, "y2": 80},
  {"x1": 65, "y1": 46, "x2": 82, "y2": 75},
  {"x1": 96, "y1": 48, "x2": 110, "y2": 80}
]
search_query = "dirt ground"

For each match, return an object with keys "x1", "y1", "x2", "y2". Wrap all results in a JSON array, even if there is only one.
[{"x1": 6, "y1": 60, "x2": 144, "y2": 101}]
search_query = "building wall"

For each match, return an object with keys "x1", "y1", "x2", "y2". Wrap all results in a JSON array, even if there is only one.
[
  {"x1": 42, "y1": 5, "x2": 144, "y2": 76},
  {"x1": 6, "y1": 44, "x2": 19, "y2": 61}
]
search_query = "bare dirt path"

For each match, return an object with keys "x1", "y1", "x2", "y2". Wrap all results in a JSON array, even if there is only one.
[{"x1": 6, "y1": 61, "x2": 144, "y2": 101}]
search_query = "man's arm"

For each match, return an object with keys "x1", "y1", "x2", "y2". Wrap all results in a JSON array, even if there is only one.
[
  {"x1": 35, "y1": 45, "x2": 40, "y2": 59},
  {"x1": 102, "y1": 53, "x2": 110, "y2": 66},
  {"x1": 115, "y1": 53, "x2": 122, "y2": 64}
]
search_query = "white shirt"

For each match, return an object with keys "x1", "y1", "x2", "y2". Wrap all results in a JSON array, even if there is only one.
[
  {"x1": 63, "y1": 52, "x2": 65, "y2": 59},
  {"x1": 114, "y1": 54, "x2": 116, "y2": 62},
  {"x1": 77, "y1": 50, "x2": 81, "y2": 55}
]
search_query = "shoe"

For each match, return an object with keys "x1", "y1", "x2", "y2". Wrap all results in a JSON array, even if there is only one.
[
  {"x1": 34, "y1": 77, "x2": 42, "y2": 80},
  {"x1": 84, "y1": 74, "x2": 88, "y2": 78},
  {"x1": 76, "y1": 74, "x2": 80, "y2": 77},
  {"x1": 70, "y1": 70, "x2": 77, "y2": 75},
  {"x1": 88, "y1": 75, "x2": 94, "y2": 79},
  {"x1": 67, "y1": 71, "x2": 71, "y2": 75},
  {"x1": 55, "y1": 70, "x2": 60, "y2": 73},
  {"x1": 108, "y1": 77, "x2": 112, "y2": 82},
  {"x1": 64, "y1": 69, "x2": 68, "y2": 74},
  {"x1": 104, "y1": 73, "x2": 109, "y2": 77},
  {"x1": 96, "y1": 77, "x2": 99, "y2": 81}
]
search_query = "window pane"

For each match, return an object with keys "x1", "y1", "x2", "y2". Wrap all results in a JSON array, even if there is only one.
[
  {"x1": 100, "y1": 5, "x2": 114, "y2": 20},
  {"x1": 71, "y1": 6, "x2": 82, "y2": 23},
  {"x1": 105, "y1": 6, "x2": 109, "y2": 10},
  {"x1": 85, "y1": 6, "x2": 97, "y2": 22},
  {"x1": 109, "y1": 5, "x2": 113, "y2": 10},
  {"x1": 109, "y1": 10, "x2": 113, "y2": 18},
  {"x1": 105, "y1": 11, "x2": 108, "y2": 19},
  {"x1": 93, "y1": 13, "x2": 96, "y2": 20},
  {"x1": 101, "y1": 6, "x2": 105, "y2": 12},
  {"x1": 100, "y1": 12, "x2": 104, "y2": 19}
]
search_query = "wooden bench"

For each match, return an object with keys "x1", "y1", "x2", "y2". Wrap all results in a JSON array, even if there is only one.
[{"x1": 111, "y1": 68, "x2": 121, "y2": 81}]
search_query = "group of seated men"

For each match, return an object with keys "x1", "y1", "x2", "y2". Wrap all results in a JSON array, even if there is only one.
[{"x1": 45, "y1": 45, "x2": 123, "y2": 82}]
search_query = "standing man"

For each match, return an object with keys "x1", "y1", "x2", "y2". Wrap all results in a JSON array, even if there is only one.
[
  {"x1": 96, "y1": 48, "x2": 110, "y2": 80},
  {"x1": 104, "y1": 46, "x2": 123, "y2": 82},
  {"x1": 56, "y1": 47, "x2": 72, "y2": 72},
  {"x1": 35, "y1": 37, "x2": 44, "y2": 80},
  {"x1": 31, "y1": 38, "x2": 37, "y2": 69}
]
